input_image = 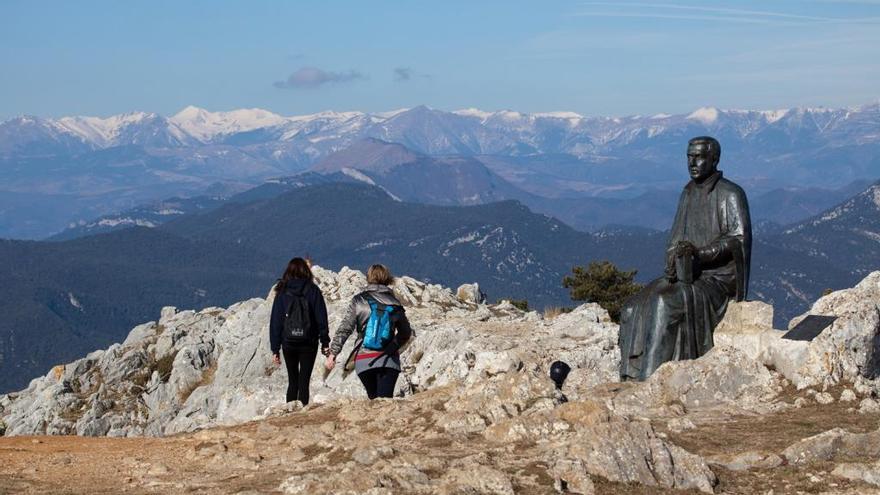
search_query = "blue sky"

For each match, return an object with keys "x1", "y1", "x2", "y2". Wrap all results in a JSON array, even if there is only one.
[{"x1": 2, "y1": 0, "x2": 879, "y2": 119}]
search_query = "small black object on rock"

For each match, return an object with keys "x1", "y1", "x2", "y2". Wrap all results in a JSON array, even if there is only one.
[{"x1": 549, "y1": 361, "x2": 571, "y2": 390}]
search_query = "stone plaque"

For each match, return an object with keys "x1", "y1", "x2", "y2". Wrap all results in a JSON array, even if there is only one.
[{"x1": 783, "y1": 315, "x2": 837, "y2": 341}]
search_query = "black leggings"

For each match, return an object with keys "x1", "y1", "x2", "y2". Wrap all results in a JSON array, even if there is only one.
[
  {"x1": 358, "y1": 368, "x2": 400, "y2": 399},
  {"x1": 282, "y1": 346, "x2": 318, "y2": 404}
]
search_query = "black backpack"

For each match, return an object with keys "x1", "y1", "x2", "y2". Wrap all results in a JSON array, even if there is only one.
[{"x1": 282, "y1": 286, "x2": 313, "y2": 347}]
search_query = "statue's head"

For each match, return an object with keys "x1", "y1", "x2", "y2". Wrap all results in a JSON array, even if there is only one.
[{"x1": 687, "y1": 136, "x2": 721, "y2": 182}]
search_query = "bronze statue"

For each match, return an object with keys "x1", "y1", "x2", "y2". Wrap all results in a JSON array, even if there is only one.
[{"x1": 618, "y1": 136, "x2": 752, "y2": 381}]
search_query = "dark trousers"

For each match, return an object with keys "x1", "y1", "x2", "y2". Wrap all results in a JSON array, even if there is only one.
[
  {"x1": 358, "y1": 367, "x2": 400, "y2": 399},
  {"x1": 282, "y1": 346, "x2": 318, "y2": 404}
]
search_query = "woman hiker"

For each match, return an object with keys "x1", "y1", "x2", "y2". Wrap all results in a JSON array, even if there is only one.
[
  {"x1": 324, "y1": 264, "x2": 413, "y2": 399},
  {"x1": 269, "y1": 257, "x2": 329, "y2": 405}
]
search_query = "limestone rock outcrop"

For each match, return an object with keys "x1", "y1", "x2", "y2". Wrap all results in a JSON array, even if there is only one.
[
  {"x1": 0, "y1": 266, "x2": 619, "y2": 437},
  {"x1": 713, "y1": 271, "x2": 880, "y2": 390},
  {"x1": 609, "y1": 344, "x2": 784, "y2": 418},
  {"x1": 789, "y1": 271, "x2": 880, "y2": 389},
  {"x1": 455, "y1": 282, "x2": 486, "y2": 304}
]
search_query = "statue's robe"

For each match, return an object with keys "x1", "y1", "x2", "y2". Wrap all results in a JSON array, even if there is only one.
[{"x1": 618, "y1": 171, "x2": 751, "y2": 381}]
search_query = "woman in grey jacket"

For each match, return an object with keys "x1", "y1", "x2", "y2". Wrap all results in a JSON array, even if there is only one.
[{"x1": 324, "y1": 264, "x2": 413, "y2": 399}]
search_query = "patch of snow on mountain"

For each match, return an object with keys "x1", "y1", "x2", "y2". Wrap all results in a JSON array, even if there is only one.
[
  {"x1": 452, "y1": 108, "x2": 493, "y2": 120},
  {"x1": 821, "y1": 203, "x2": 853, "y2": 223},
  {"x1": 51, "y1": 118, "x2": 110, "y2": 146},
  {"x1": 95, "y1": 218, "x2": 158, "y2": 228},
  {"x1": 475, "y1": 227, "x2": 504, "y2": 247},
  {"x1": 784, "y1": 189, "x2": 868, "y2": 233},
  {"x1": 687, "y1": 107, "x2": 719, "y2": 125},
  {"x1": 762, "y1": 109, "x2": 790, "y2": 124},
  {"x1": 533, "y1": 111, "x2": 584, "y2": 120},
  {"x1": 340, "y1": 167, "x2": 376, "y2": 185},
  {"x1": 277, "y1": 111, "x2": 368, "y2": 141},
  {"x1": 356, "y1": 240, "x2": 390, "y2": 250},
  {"x1": 445, "y1": 231, "x2": 481, "y2": 247},
  {"x1": 287, "y1": 110, "x2": 365, "y2": 122},
  {"x1": 340, "y1": 168, "x2": 402, "y2": 201},
  {"x1": 647, "y1": 125, "x2": 667, "y2": 138},
  {"x1": 779, "y1": 278, "x2": 811, "y2": 303},
  {"x1": 68, "y1": 293, "x2": 83, "y2": 310},
  {"x1": 170, "y1": 106, "x2": 286, "y2": 142},
  {"x1": 496, "y1": 110, "x2": 525, "y2": 122},
  {"x1": 55, "y1": 112, "x2": 158, "y2": 147},
  {"x1": 856, "y1": 229, "x2": 880, "y2": 243},
  {"x1": 374, "y1": 108, "x2": 410, "y2": 119}
]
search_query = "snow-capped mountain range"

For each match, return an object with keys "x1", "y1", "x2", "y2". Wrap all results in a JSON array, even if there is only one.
[
  {"x1": 1, "y1": 101, "x2": 879, "y2": 239},
  {"x1": 3, "y1": 102, "x2": 879, "y2": 156}
]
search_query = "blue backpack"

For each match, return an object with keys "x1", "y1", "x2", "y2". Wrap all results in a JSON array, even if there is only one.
[{"x1": 363, "y1": 297, "x2": 397, "y2": 350}]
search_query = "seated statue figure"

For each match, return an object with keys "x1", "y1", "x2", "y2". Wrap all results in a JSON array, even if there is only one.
[{"x1": 618, "y1": 136, "x2": 752, "y2": 381}]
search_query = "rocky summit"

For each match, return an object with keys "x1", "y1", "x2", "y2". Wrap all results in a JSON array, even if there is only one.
[{"x1": 2, "y1": 267, "x2": 880, "y2": 494}]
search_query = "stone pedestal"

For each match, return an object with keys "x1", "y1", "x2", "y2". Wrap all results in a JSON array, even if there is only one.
[{"x1": 714, "y1": 301, "x2": 810, "y2": 385}]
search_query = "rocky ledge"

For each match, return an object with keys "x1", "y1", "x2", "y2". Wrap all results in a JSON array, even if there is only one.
[
  {"x1": 1, "y1": 268, "x2": 880, "y2": 494},
  {"x1": 0, "y1": 266, "x2": 617, "y2": 437}
]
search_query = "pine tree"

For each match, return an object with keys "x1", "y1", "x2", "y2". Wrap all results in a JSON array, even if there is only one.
[{"x1": 562, "y1": 261, "x2": 642, "y2": 323}]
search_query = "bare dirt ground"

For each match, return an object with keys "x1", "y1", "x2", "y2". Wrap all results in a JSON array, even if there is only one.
[
  {"x1": 664, "y1": 385, "x2": 880, "y2": 495},
  {"x1": 2, "y1": 384, "x2": 880, "y2": 494}
]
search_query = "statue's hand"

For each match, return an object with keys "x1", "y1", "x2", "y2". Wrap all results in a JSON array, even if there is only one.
[
  {"x1": 674, "y1": 241, "x2": 697, "y2": 259},
  {"x1": 696, "y1": 244, "x2": 722, "y2": 264}
]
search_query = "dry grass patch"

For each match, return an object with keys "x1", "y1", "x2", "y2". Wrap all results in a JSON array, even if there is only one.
[
  {"x1": 178, "y1": 362, "x2": 217, "y2": 403},
  {"x1": 668, "y1": 384, "x2": 880, "y2": 457},
  {"x1": 543, "y1": 306, "x2": 572, "y2": 320},
  {"x1": 153, "y1": 350, "x2": 178, "y2": 383}
]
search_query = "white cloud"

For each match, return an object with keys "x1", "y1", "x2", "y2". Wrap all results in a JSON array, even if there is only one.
[{"x1": 274, "y1": 67, "x2": 366, "y2": 90}]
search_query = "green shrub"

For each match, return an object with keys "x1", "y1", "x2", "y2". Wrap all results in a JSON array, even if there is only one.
[
  {"x1": 563, "y1": 261, "x2": 642, "y2": 323},
  {"x1": 508, "y1": 299, "x2": 529, "y2": 312}
]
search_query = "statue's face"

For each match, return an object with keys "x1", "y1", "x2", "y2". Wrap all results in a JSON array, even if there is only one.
[{"x1": 687, "y1": 143, "x2": 717, "y2": 181}]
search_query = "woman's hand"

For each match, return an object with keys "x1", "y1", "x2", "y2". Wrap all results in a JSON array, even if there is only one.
[
  {"x1": 272, "y1": 353, "x2": 281, "y2": 366},
  {"x1": 324, "y1": 354, "x2": 336, "y2": 371}
]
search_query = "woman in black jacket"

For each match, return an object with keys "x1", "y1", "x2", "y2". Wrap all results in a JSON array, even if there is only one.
[{"x1": 269, "y1": 257, "x2": 329, "y2": 405}]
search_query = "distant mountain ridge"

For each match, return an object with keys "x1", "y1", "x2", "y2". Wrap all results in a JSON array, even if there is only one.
[
  {"x1": 770, "y1": 180, "x2": 880, "y2": 278},
  {"x1": 47, "y1": 136, "x2": 874, "y2": 241},
  {"x1": 4, "y1": 103, "x2": 879, "y2": 159},
  {"x1": 47, "y1": 171, "x2": 356, "y2": 240},
  {"x1": 310, "y1": 138, "x2": 422, "y2": 174},
  {"x1": 2, "y1": 102, "x2": 879, "y2": 239}
]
